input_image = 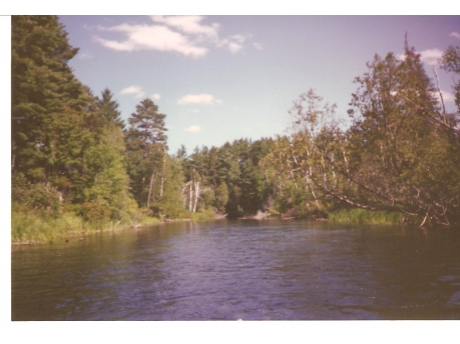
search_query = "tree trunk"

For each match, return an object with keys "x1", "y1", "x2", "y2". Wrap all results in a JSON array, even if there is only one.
[
  {"x1": 159, "y1": 152, "x2": 166, "y2": 198},
  {"x1": 193, "y1": 181, "x2": 200, "y2": 213},
  {"x1": 305, "y1": 173, "x2": 321, "y2": 210},
  {"x1": 189, "y1": 183, "x2": 193, "y2": 212},
  {"x1": 147, "y1": 172, "x2": 155, "y2": 209}
]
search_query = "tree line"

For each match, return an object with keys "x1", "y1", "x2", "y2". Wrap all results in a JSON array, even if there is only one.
[{"x1": 12, "y1": 16, "x2": 460, "y2": 231}]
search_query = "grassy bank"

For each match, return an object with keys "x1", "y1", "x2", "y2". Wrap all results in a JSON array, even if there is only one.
[
  {"x1": 11, "y1": 208, "x2": 221, "y2": 244},
  {"x1": 11, "y1": 210, "x2": 163, "y2": 244},
  {"x1": 328, "y1": 208, "x2": 403, "y2": 225}
]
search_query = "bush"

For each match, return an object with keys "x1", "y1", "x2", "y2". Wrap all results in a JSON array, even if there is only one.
[
  {"x1": 328, "y1": 208, "x2": 403, "y2": 225},
  {"x1": 12, "y1": 172, "x2": 62, "y2": 217},
  {"x1": 79, "y1": 200, "x2": 111, "y2": 229}
]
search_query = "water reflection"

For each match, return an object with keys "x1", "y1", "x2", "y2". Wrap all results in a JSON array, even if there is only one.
[{"x1": 11, "y1": 220, "x2": 460, "y2": 320}]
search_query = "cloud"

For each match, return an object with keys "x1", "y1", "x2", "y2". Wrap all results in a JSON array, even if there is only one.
[
  {"x1": 450, "y1": 32, "x2": 460, "y2": 40},
  {"x1": 435, "y1": 90, "x2": 456, "y2": 103},
  {"x1": 77, "y1": 52, "x2": 93, "y2": 59},
  {"x1": 152, "y1": 15, "x2": 219, "y2": 40},
  {"x1": 121, "y1": 85, "x2": 145, "y2": 98},
  {"x1": 398, "y1": 49, "x2": 444, "y2": 65},
  {"x1": 227, "y1": 42, "x2": 243, "y2": 54},
  {"x1": 184, "y1": 125, "x2": 202, "y2": 132},
  {"x1": 178, "y1": 93, "x2": 214, "y2": 105},
  {"x1": 253, "y1": 42, "x2": 263, "y2": 50},
  {"x1": 217, "y1": 34, "x2": 247, "y2": 54},
  {"x1": 94, "y1": 16, "x2": 251, "y2": 57},
  {"x1": 419, "y1": 48, "x2": 444, "y2": 65},
  {"x1": 151, "y1": 93, "x2": 161, "y2": 100},
  {"x1": 94, "y1": 24, "x2": 208, "y2": 57}
]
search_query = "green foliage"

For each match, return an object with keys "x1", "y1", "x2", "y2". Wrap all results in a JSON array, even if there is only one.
[
  {"x1": 12, "y1": 15, "x2": 87, "y2": 186},
  {"x1": 12, "y1": 172, "x2": 62, "y2": 217},
  {"x1": 328, "y1": 208, "x2": 403, "y2": 225},
  {"x1": 155, "y1": 156, "x2": 187, "y2": 219},
  {"x1": 11, "y1": 16, "x2": 460, "y2": 241},
  {"x1": 79, "y1": 201, "x2": 111, "y2": 229},
  {"x1": 440, "y1": 45, "x2": 460, "y2": 110},
  {"x1": 214, "y1": 182, "x2": 229, "y2": 212},
  {"x1": 125, "y1": 98, "x2": 168, "y2": 209},
  {"x1": 12, "y1": 211, "x2": 83, "y2": 243},
  {"x1": 261, "y1": 44, "x2": 460, "y2": 227}
]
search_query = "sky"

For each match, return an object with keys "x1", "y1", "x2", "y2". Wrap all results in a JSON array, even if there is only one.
[
  {"x1": 2, "y1": 10, "x2": 460, "y2": 341},
  {"x1": 56, "y1": 15, "x2": 460, "y2": 155}
]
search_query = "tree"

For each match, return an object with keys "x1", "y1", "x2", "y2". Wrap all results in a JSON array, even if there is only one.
[
  {"x1": 125, "y1": 98, "x2": 168, "y2": 211},
  {"x1": 12, "y1": 15, "x2": 87, "y2": 185},
  {"x1": 440, "y1": 45, "x2": 460, "y2": 111},
  {"x1": 214, "y1": 182, "x2": 229, "y2": 213},
  {"x1": 343, "y1": 45, "x2": 460, "y2": 226}
]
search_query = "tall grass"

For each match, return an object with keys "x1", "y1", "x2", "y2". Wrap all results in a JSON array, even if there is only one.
[
  {"x1": 11, "y1": 210, "x2": 139, "y2": 244},
  {"x1": 11, "y1": 211, "x2": 85, "y2": 243},
  {"x1": 328, "y1": 208, "x2": 403, "y2": 225}
]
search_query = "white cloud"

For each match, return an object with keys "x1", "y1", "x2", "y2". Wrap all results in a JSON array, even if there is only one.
[
  {"x1": 450, "y1": 32, "x2": 460, "y2": 40},
  {"x1": 218, "y1": 34, "x2": 247, "y2": 54},
  {"x1": 396, "y1": 53, "x2": 405, "y2": 61},
  {"x1": 152, "y1": 15, "x2": 219, "y2": 40},
  {"x1": 434, "y1": 90, "x2": 456, "y2": 104},
  {"x1": 151, "y1": 93, "x2": 161, "y2": 100},
  {"x1": 185, "y1": 125, "x2": 202, "y2": 132},
  {"x1": 77, "y1": 52, "x2": 93, "y2": 59},
  {"x1": 398, "y1": 48, "x2": 444, "y2": 65},
  {"x1": 94, "y1": 16, "x2": 251, "y2": 57},
  {"x1": 94, "y1": 24, "x2": 208, "y2": 57},
  {"x1": 253, "y1": 42, "x2": 263, "y2": 50},
  {"x1": 178, "y1": 93, "x2": 214, "y2": 105},
  {"x1": 419, "y1": 48, "x2": 444, "y2": 66},
  {"x1": 228, "y1": 42, "x2": 243, "y2": 54},
  {"x1": 121, "y1": 85, "x2": 145, "y2": 98}
]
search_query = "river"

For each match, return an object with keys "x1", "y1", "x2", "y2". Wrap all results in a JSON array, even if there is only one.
[{"x1": 11, "y1": 219, "x2": 460, "y2": 320}]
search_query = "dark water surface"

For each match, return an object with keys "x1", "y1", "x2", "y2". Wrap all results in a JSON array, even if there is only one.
[{"x1": 11, "y1": 220, "x2": 460, "y2": 320}]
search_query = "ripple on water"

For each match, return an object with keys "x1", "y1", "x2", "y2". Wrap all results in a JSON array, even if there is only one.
[{"x1": 11, "y1": 220, "x2": 460, "y2": 320}]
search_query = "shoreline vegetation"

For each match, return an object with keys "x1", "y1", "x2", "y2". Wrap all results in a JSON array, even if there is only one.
[
  {"x1": 12, "y1": 208, "x2": 406, "y2": 245},
  {"x1": 11, "y1": 16, "x2": 460, "y2": 245}
]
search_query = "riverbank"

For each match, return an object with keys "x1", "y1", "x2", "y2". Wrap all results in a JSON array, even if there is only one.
[
  {"x1": 12, "y1": 207, "x2": 406, "y2": 245},
  {"x1": 11, "y1": 207, "x2": 228, "y2": 245}
]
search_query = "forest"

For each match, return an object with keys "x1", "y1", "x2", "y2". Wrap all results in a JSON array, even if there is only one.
[{"x1": 11, "y1": 16, "x2": 460, "y2": 242}]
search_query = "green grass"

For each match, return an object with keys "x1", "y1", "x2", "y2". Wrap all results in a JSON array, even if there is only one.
[
  {"x1": 188, "y1": 208, "x2": 218, "y2": 221},
  {"x1": 328, "y1": 208, "x2": 403, "y2": 225},
  {"x1": 11, "y1": 210, "x2": 139, "y2": 244},
  {"x1": 12, "y1": 211, "x2": 83, "y2": 244}
]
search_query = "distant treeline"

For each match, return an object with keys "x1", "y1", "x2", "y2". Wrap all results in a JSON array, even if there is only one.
[{"x1": 12, "y1": 16, "x2": 460, "y2": 239}]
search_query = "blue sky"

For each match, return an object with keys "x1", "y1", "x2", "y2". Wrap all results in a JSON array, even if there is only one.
[
  {"x1": 2, "y1": 10, "x2": 460, "y2": 341},
  {"x1": 57, "y1": 15, "x2": 460, "y2": 154}
]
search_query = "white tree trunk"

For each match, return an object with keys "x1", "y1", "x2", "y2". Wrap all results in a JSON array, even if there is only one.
[
  {"x1": 189, "y1": 183, "x2": 193, "y2": 212},
  {"x1": 193, "y1": 181, "x2": 200, "y2": 213},
  {"x1": 147, "y1": 172, "x2": 154, "y2": 209}
]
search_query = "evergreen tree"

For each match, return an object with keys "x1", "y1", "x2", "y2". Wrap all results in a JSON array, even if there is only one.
[
  {"x1": 125, "y1": 98, "x2": 168, "y2": 211},
  {"x1": 12, "y1": 16, "x2": 86, "y2": 183}
]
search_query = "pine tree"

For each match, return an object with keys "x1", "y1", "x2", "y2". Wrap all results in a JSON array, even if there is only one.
[
  {"x1": 125, "y1": 98, "x2": 168, "y2": 211},
  {"x1": 12, "y1": 16, "x2": 86, "y2": 183}
]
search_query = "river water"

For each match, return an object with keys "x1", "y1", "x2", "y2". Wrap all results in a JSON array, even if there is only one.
[{"x1": 11, "y1": 220, "x2": 460, "y2": 320}]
